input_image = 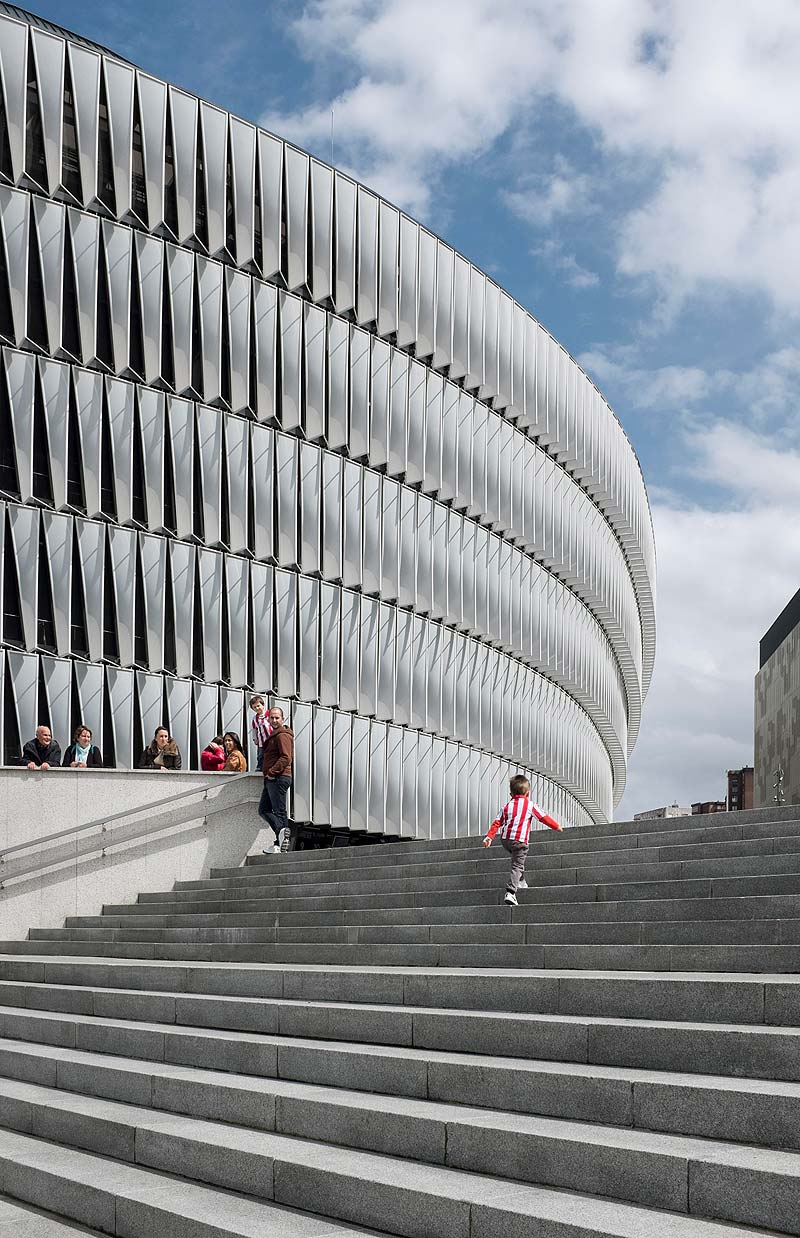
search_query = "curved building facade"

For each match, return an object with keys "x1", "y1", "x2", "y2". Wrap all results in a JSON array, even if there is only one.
[{"x1": 0, "y1": 7, "x2": 655, "y2": 831}]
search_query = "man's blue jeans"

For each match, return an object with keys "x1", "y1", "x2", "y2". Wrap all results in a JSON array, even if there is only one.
[{"x1": 258, "y1": 775, "x2": 293, "y2": 846}]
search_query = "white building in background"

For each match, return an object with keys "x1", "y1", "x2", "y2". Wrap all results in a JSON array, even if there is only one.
[
  {"x1": 0, "y1": 5, "x2": 655, "y2": 834},
  {"x1": 633, "y1": 805, "x2": 690, "y2": 821}
]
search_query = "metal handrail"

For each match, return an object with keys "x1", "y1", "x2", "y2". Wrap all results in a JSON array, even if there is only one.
[{"x1": 0, "y1": 770, "x2": 256, "y2": 865}]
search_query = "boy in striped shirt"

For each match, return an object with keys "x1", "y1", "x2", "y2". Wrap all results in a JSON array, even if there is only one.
[
  {"x1": 249, "y1": 695, "x2": 273, "y2": 772},
  {"x1": 483, "y1": 774, "x2": 562, "y2": 905}
]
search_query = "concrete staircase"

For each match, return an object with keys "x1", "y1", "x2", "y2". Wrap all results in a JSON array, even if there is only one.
[{"x1": 1, "y1": 807, "x2": 800, "y2": 1236}]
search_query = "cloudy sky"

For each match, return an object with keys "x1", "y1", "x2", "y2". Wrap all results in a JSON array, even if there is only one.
[{"x1": 41, "y1": 0, "x2": 800, "y2": 816}]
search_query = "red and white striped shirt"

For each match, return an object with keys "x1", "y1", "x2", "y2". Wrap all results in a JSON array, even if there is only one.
[
  {"x1": 486, "y1": 796, "x2": 562, "y2": 845},
  {"x1": 250, "y1": 713, "x2": 273, "y2": 747}
]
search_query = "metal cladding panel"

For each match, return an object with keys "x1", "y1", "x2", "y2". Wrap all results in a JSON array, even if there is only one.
[
  {"x1": 252, "y1": 279, "x2": 277, "y2": 423},
  {"x1": 429, "y1": 502, "x2": 447, "y2": 622},
  {"x1": 439, "y1": 628, "x2": 455, "y2": 741},
  {"x1": 0, "y1": 188, "x2": 29, "y2": 345},
  {"x1": 433, "y1": 241, "x2": 453, "y2": 371},
  {"x1": 397, "y1": 486, "x2": 416, "y2": 610},
  {"x1": 279, "y1": 291, "x2": 302, "y2": 432},
  {"x1": 334, "y1": 173, "x2": 356, "y2": 315},
  {"x1": 368, "y1": 720, "x2": 386, "y2": 833},
  {"x1": 369, "y1": 337, "x2": 390, "y2": 469},
  {"x1": 196, "y1": 403, "x2": 223, "y2": 547},
  {"x1": 446, "y1": 511, "x2": 462, "y2": 629},
  {"x1": 77, "y1": 517, "x2": 105, "y2": 661},
  {"x1": 196, "y1": 255, "x2": 223, "y2": 404},
  {"x1": 460, "y1": 518, "x2": 476, "y2": 634},
  {"x1": 319, "y1": 582, "x2": 340, "y2": 707},
  {"x1": 405, "y1": 360, "x2": 425, "y2": 487},
  {"x1": 349, "y1": 714, "x2": 370, "y2": 832},
  {"x1": 32, "y1": 197, "x2": 64, "y2": 355},
  {"x1": 486, "y1": 533, "x2": 501, "y2": 643},
  {"x1": 167, "y1": 397, "x2": 193, "y2": 539},
  {"x1": 104, "y1": 60, "x2": 134, "y2": 221},
  {"x1": 304, "y1": 302, "x2": 326, "y2": 441},
  {"x1": 225, "y1": 413, "x2": 249, "y2": 555},
  {"x1": 450, "y1": 742, "x2": 467, "y2": 837},
  {"x1": 451, "y1": 254, "x2": 470, "y2": 380},
  {"x1": 331, "y1": 709, "x2": 351, "y2": 829},
  {"x1": 400, "y1": 728, "x2": 417, "y2": 835},
  {"x1": 415, "y1": 731, "x2": 432, "y2": 840},
  {"x1": 274, "y1": 568, "x2": 297, "y2": 698},
  {"x1": 312, "y1": 706, "x2": 333, "y2": 825},
  {"x1": 285, "y1": 146, "x2": 309, "y2": 292},
  {"x1": 106, "y1": 377, "x2": 134, "y2": 525},
  {"x1": 229, "y1": 116, "x2": 256, "y2": 268},
  {"x1": 386, "y1": 722, "x2": 403, "y2": 831},
  {"x1": 42, "y1": 510, "x2": 72, "y2": 656},
  {"x1": 468, "y1": 642, "x2": 484, "y2": 748},
  {"x1": 321, "y1": 451, "x2": 343, "y2": 581},
  {"x1": 349, "y1": 327, "x2": 370, "y2": 460},
  {"x1": 136, "y1": 73, "x2": 167, "y2": 232},
  {"x1": 258, "y1": 130, "x2": 283, "y2": 280},
  {"x1": 30, "y1": 29, "x2": 64, "y2": 193},
  {"x1": 276, "y1": 432, "x2": 298, "y2": 567},
  {"x1": 68, "y1": 208, "x2": 99, "y2": 364},
  {"x1": 423, "y1": 371, "x2": 442, "y2": 496},
  {"x1": 107, "y1": 524, "x2": 135, "y2": 667},
  {"x1": 38, "y1": 357, "x2": 69, "y2": 510},
  {"x1": 7, "y1": 503, "x2": 37, "y2": 647},
  {"x1": 410, "y1": 614, "x2": 427, "y2": 730},
  {"x1": 388, "y1": 350, "x2": 408, "y2": 479},
  {"x1": 139, "y1": 531, "x2": 166, "y2": 671},
  {"x1": 169, "y1": 542, "x2": 194, "y2": 678},
  {"x1": 6, "y1": 650, "x2": 37, "y2": 754},
  {"x1": 199, "y1": 102, "x2": 227, "y2": 257},
  {"x1": 292, "y1": 701, "x2": 312, "y2": 820},
  {"x1": 342, "y1": 459, "x2": 362, "y2": 590},
  {"x1": 356, "y1": 187, "x2": 378, "y2": 327},
  {"x1": 138, "y1": 391, "x2": 164, "y2": 532},
  {"x1": 479, "y1": 750, "x2": 495, "y2": 833},
  {"x1": 512, "y1": 302, "x2": 526, "y2": 418},
  {"x1": 455, "y1": 393, "x2": 473, "y2": 513},
  {"x1": 165, "y1": 675, "x2": 192, "y2": 766},
  {"x1": 473, "y1": 524, "x2": 489, "y2": 638},
  {"x1": 415, "y1": 493, "x2": 432, "y2": 615},
  {"x1": 362, "y1": 469, "x2": 381, "y2": 596},
  {"x1": 377, "y1": 201, "x2": 399, "y2": 338},
  {"x1": 429, "y1": 736, "x2": 446, "y2": 841},
  {"x1": 169, "y1": 86, "x2": 199, "y2": 242},
  {"x1": 0, "y1": 15, "x2": 27, "y2": 182},
  {"x1": 226, "y1": 267, "x2": 251, "y2": 413},
  {"x1": 226, "y1": 555, "x2": 250, "y2": 688},
  {"x1": 326, "y1": 314, "x2": 349, "y2": 451},
  {"x1": 72, "y1": 660, "x2": 104, "y2": 750},
  {"x1": 339, "y1": 587, "x2": 360, "y2": 713},
  {"x1": 166, "y1": 243, "x2": 193, "y2": 390},
  {"x1": 454, "y1": 635, "x2": 470, "y2": 739},
  {"x1": 299, "y1": 442, "x2": 321, "y2": 576},
  {"x1": 397, "y1": 215, "x2": 418, "y2": 349},
  {"x1": 103, "y1": 667, "x2": 133, "y2": 767},
  {"x1": 136, "y1": 233, "x2": 164, "y2": 384},
  {"x1": 466, "y1": 267, "x2": 484, "y2": 391},
  {"x1": 496, "y1": 290, "x2": 513, "y2": 411},
  {"x1": 310, "y1": 159, "x2": 333, "y2": 304},
  {"x1": 220, "y1": 686, "x2": 246, "y2": 748},
  {"x1": 136, "y1": 670, "x2": 164, "y2": 756},
  {"x1": 194, "y1": 681, "x2": 219, "y2": 754},
  {"x1": 359, "y1": 595, "x2": 379, "y2": 718},
  {"x1": 103, "y1": 222, "x2": 132, "y2": 375},
  {"x1": 439, "y1": 382, "x2": 458, "y2": 504},
  {"x1": 426, "y1": 621, "x2": 443, "y2": 735},
  {"x1": 394, "y1": 607, "x2": 412, "y2": 726},
  {"x1": 482, "y1": 279, "x2": 499, "y2": 403},
  {"x1": 198, "y1": 547, "x2": 223, "y2": 684},
  {"x1": 40, "y1": 655, "x2": 71, "y2": 755},
  {"x1": 497, "y1": 418, "x2": 513, "y2": 534},
  {"x1": 381, "y1": 477, "x2": 399, "y2": 603},
  {"x1": 298, "y1": 574, "x2": 319, "y2": 702},
  {"x1": 484, "y1": 412, "x2": 501, "y2": 526},
  {"x1": 250, "y1": 560, "x2": 274, "y2": 692},
  {"x1": 416, "y1": 228, "x2": 436, "y2": 360},
  {"x1": 376, "y1": 602, "x2": 395, "y2": 722},
  {"x1": 72, "y1": 365, "x2": 102, "y2": 517}
]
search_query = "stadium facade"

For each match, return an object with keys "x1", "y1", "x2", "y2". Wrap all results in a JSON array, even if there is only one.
[{"x1": 0, "y1": 5, "x2": 655, "y2": 831}]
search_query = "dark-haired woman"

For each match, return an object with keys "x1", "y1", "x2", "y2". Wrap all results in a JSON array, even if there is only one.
[
  {"x1": 138, "y1": 726, "x2": 182, "y2": 772},
  {"x1": 62, "y1": 724, "x2": 103, "y2": 768},
  {"x1": 222, "y1": 731, "x2": 248, "y2": 773}
]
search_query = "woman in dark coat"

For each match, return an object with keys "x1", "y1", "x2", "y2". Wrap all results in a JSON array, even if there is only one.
[
  {"x1": 62, "y1": 724, "x2": 103, "y2": 768},
  {"x1": 138, "y1": 726, "x2": 182, "y2": 771}
]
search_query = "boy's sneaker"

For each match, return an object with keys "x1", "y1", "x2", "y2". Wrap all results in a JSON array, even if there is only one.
[
  {"x1": 504, "y1": 892, "x2": 518, "y2": 906},
  {"x1": 261, "y1": 844, "x2": 281, "y2": 854},
  {"x1": 517, "y1": 878, "x2": 528, "y2": 889},
  {"x1": 279, "y1": 828, "x2": 291, "y2": 854}
]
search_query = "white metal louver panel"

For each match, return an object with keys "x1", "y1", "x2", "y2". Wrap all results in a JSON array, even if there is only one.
[
  {"x1": 136, "y1": 72, "x2": 167, "y2": 234},
  {"x1": 319, "y1": 582, "x2": 340, "y2": 707},
  {"x1": 397, "y1": 215, "x2": 418, "y2": 349},
  {"x1": 138, "y1": 388, "x2": 165, "y2": 531},
  {"x1": 73, "y1": 660, "x2": 104, "y2": 751},
  {"x1": 0, "y1": 187, "x2": 30, "y2": 345},
  {"x1": 67, "y1": 208, "x2": 99, "y2": 365},
  {"x1": 284, "y1": 145, "x2": 309, "y2": 292},
  {"x1": 309, "y1": 159, "x2": 333, "y2": 304},
  {"x1": 31, "y1": 197, "x2": 63, "y2": 356},
  {"x1": 279, "y1": 291, "x2": 302, "y2": 432},
  {"x1": 104, "y1": 59, "x2": 134, "y2": 221},
  {"x1": 165, "y1": 675, "x2": 192, "y2": 764},
  {"x1": 312, "y1": 706, "x2": 333, "y2": 825},
  {"x1": 40, "y1": 655, "x2": 71, "y2": 756},
  {"x1": 250, "y1": 560, "x2": 274, "y2": 693},
  {"x1": 225, "y1": 555, "x2": 249, "y2": 688},
  {"x1": 103, "y1": 221, "x2": 132, "y2": 375},
  {"x1": 377, "y1": 201, "x2": 399, "y2": 338},
  {"x1": 195, "y1": 256, "x2": 223, "y2": 405},
  {"x1": 77, "y1": 516, "x2": 105, "y2": 662},
  {"x1": 198, "y1": 546, "x2": 223, "y2": 684},
  {"x1": 252, "y1": 279, "x2": 277, "y2": 423},
  {"x1": 72, "y1": 365, "x2": 103, "y2": 517},
  {"x1": 8, "y1": 503, "x2": 38, "y2": 650},
  {"x1": 139, "y1": 531, "x2": 166, "y2": 672},
  {"x1": 42, "y1": 509, "x2": 72, "y2": 655},
  {"x1": 331, "y1": 709, "x2": 351, "y2": 829},
  {"x1": 37, "y1": 357, "x2": 69, "y2": 510},
  {"x1": 0, "y1": 15, "x2": 27, "y2": 184},
  {"x1": 199, "y1": 101, "x2": 227, "y2": 258},
  {"x1": 303, "y1": 302, "x2": 326, "y2": 441},
  {"x1": 229, "y1": 116, "x2": 256, "y2": 268},
  {"x1": 194, "y1": 681, "x2": 219, "y2": 757},
  {"x1": 334, "y1": 173, "x2": 356, "y2": 316},
  {"x1": 226, "y1": 266, "x2": 251, "y2": 413},
  {"x1": 166, "y1": 243, "x2": 194, "y2": 395},
  {"x1": 225, "y1": 412, "x2": 249, "y2": 555},
  {"x1": 136, "y1": 669, "x2": 164, "y2": 758},
  {"x1": 257, "y1": 130, "x2": 283, "y2": 281},
  {"x1": 326, "y1": 314, "x2": 349, "y2": 451},
  {"x1": 107, "y1": 523, "x2": 135, "y2": 667},
  {"x1": 66, "y1": 46, "x2": 100, "y2": 208},
  {"x1": 298, "y1": 574, "x2": 319, "y2": 702},
  {"x1": 134, "y1": 231, "x2": 163, "y2": 383},
  {"x1": 250, "y1": 423, "x2": 274, "y2": 561},
  {"x1": 196, "y1": 403, "x2": 223, "y2": 547},
  {"x1": 106, "y1": 377, "x2": 134, "y2": 526},
  {"x1": 105, "y1": 665, "x2": 134, "y2": 767},
  {"x1": 29, "y1": 29, "x2": 64, "y2": 194}
]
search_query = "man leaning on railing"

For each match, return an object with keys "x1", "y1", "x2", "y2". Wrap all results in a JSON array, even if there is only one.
[{"x1": 20, "y1": 725, "x2": 62, "y2": 771}]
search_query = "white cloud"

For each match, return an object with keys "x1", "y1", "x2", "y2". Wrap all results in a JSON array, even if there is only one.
[
  {"x1": 532, "y1": 240, "x2": 599, "y2": 289},
  {"x1": 617, "y1": 423, "x2": 800, "y2": 817},
  {"x1": 580, "y1": 351, "x2": 712, "y2": 410},
  {"x1": 504, "y1": 157, "x2": 596, "y2": 228}
]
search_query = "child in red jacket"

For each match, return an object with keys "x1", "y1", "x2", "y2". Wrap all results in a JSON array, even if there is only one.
[
  {"x1": 200, "y1": 736, "x2": 225, "y2": 772},
  {"x1": 483, "y1": 774, "x2": 562, "y2": 905}
]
